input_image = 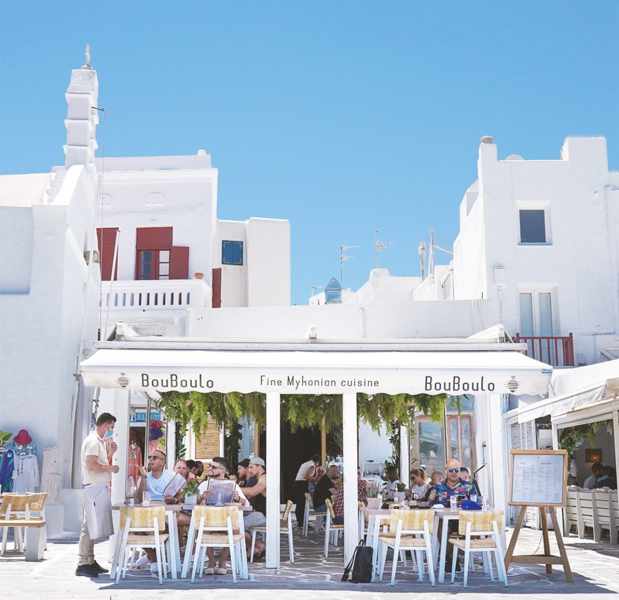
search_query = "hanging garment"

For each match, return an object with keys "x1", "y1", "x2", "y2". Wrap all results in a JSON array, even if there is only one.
[
  {"x1": 12, "y1": 453, "x2": 40, "y2": 493},
  {"x1": 0, "y1": 449, "x2": 15, "y2": 492},
  {"x1": 127, "y1": 443, "x2": 143, "y2": 480}
]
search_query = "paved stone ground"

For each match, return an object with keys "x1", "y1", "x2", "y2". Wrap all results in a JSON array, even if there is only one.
[{"x1": 1, "y1": 527, "x2": 619, "y2": 599}]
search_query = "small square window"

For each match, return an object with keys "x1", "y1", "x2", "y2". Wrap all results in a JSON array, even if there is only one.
[
  {"x1": 159, "y1": 263, "x2": 169, "y2": 276},
  {"x1": 159, "y1": 250, "x2": 170, "y2": 262},
  {"x1": 519, "y1": 210, "x2": 547, "y2": 244},
  {"x1": 222, "y1": 240, "x2": 244, "y2": 266}
]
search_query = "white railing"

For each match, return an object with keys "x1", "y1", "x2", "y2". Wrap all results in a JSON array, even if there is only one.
[{"x1": 99, "y1": 279, "x2": 211, "y2": 311}]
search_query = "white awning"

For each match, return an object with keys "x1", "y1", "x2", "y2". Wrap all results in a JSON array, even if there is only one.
[{"x1": 80, "y1": 347, "x2": 552, "y2": 396}]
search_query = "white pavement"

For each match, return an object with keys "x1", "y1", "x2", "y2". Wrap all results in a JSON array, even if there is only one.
[{"x1": 1, "y1": 527, "x2": 618, "y2": 599}]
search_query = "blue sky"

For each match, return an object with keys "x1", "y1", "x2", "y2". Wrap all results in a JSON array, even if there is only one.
[{"x1": 1, "y1": 2, "x2": 618, "y2": 303}]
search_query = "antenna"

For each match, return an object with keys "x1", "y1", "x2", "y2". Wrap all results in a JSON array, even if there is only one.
[
  {"x1": 373, "y1": 229, "x2": 390, "y2": 267},
  {"x1": 418, "y1": 241, "x2": 426, "y2": 279},
  {"x1": 338, "y1": 244, "x2": 358, "y2": 286}
]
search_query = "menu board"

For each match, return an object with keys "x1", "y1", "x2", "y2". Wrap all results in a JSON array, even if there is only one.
[{"x1": 509, "y1": 450, "x2": 567, "y2": 506}]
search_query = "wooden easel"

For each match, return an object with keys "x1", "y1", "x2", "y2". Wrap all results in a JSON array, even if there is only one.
[{"x1": 504, "y1": 504, "x2": 573, "y2": 582}]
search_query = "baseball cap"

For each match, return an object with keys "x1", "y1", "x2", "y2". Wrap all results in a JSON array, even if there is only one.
[{"x1": 249, "y1": 456, "x2": 265, "y2": 468}]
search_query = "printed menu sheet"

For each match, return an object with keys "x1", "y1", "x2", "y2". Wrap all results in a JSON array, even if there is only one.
[{"x1": 510, "y1": 452, "x2": 565, "y2": 506}]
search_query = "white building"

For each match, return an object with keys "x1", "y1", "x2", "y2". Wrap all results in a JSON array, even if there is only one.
[
  {"x1": 0, "y1": 52, "x2": 290, "y2": 533},
  {"x1": 2, "y1": 50, "x2": 617, "y2": 538}
]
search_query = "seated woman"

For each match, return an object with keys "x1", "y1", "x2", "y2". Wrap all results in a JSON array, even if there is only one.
[
  {"x1": 410, "y1": 468, "x2": 430, "y2": 501},
  {"x1": 242, "y1": 457, "x2": 267, "y2": 560}
]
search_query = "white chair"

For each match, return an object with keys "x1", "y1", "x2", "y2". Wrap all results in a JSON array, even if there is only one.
[
  {"x1": 378, "y1": 509, "x2": 435, "y2": 585},
  {"x1": 115, "y1": 506, "x2": 168, "y2": 584},
  {"x1": 323, "y1": 498, "x2": 344, "y2": 558},
  {"x1": 190, "y1": 506, "x2": 248, "y2": 582},
  {"x1": 449, "y1": 510, "x2": 507, "y2": 587},
  {"x1": 303, "y1": 492, "x2": 326, "y2": 536},
  {"x1": 0, "y1": 493, "x2": 47, "y2": 560},
  {"x1": 251, "y1": 500, "x2": 295, "y2": 563}
]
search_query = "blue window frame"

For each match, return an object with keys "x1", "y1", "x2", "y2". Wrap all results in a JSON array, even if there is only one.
[
  {"x1": 222, "y1": 240, "x2": 244, "y2": 266},
  {"x1": 519, "y1": 209, "x2": 547, "y2": 244}
]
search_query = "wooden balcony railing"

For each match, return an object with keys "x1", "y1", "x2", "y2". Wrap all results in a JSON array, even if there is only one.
[{"x1": 514, "y1": 332, "x2": 575, "y2": 367}]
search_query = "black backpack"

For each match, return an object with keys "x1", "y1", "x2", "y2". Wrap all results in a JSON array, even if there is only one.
[{"x1": 341, "y1": 539, "x2": 373, "y2": 583}]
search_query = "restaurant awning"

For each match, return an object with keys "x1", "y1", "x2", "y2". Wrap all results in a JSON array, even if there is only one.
[{"x1": 80, "y1": 346, "x2": 552, "y2": 396}]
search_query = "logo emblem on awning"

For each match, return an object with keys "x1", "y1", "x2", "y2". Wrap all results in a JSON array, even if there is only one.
[
  {"x1": 507, "y1": 376, "x2": 519, "y2": 393},
  {"x1": 118, "y1": 373, "x2": 129, "y2": 388}
]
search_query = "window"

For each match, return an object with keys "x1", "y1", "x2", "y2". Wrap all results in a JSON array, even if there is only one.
[
  {"x1": 135, "y1": 227, "x2": 189, "y2": 280},
  {"x1": 222, "y1": 240, "x2": 244, "y2": 266},
  {"x1": 519, "y1": 209, "x2": 547, "y2": 244}
]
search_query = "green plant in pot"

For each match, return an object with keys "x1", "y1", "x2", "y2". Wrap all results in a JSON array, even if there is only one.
[{"x1": 184, "y1": 479, "x2": 200, "y2": 505}]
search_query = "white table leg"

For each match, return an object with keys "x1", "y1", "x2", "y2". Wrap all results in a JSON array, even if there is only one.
[
  {"x1": 167, "y1": 512, "x2": 178, "y2": 580},
  {"x1": 24, "y1": 527, "x2": 44, "y2": 561},
  {"x1": 438, "y1": 515, "x2": 449, "y2": 584},
  {"x1": 181, "y1": 512, "x2": 196, "y2": 579}
]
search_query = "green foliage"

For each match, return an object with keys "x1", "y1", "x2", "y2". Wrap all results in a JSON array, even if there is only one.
[
  {"x1": 160, "y1": 391, "x2": 447, "y2": 437},
  {"x1": 559, "y1": 422, "x2": 606, "y2": 459}
]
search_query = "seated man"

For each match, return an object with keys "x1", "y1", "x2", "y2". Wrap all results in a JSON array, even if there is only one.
[
  {"x1": 242, "y1": 457, "x2": 267, "y2": 559},
  {"x1": 313, "y1": 465, "x2": 336, "y2": 511},
  {"x1": 330, "y1": 475, "x2": 344, "y2": 524},
  {"x1": 237, "y1": 458, "x2": 251, "y2": 487},
  {"x1": 426, "y1": 458, "x2": 472, "y2": 569},
  {"x1": 174, "y1": 459, "x2": 189, "y2": 480},
  {"x1": 197, "y1": 457, "x2": 250, "y2": 575},
  {"x1": 136, "y1": 450, "x2": 190, "y2": 569}
]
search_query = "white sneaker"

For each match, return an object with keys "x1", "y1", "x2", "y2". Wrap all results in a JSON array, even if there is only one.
[
  {"x1": 205, "y1": 567, "x2": 215, "y2": 575},
  {"x1": 133, "y1": 554, "x2": 150, "y2": 570}
]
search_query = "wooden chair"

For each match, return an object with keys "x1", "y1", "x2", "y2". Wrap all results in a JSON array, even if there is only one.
[
  {"x1": 378, "y1": 509, "x2": 436, "y2": 585},
  {"x1": 592, "y1": 488, "x2": 617, "y2": 545},
  {"x1": 115, "y1": 506, "x2": 168, "y2": 584},
  {"x1": 449, "y1": 510, "x2": 507, "y2": 587},
  {"x1": 250, "y1": 500, "x2": 295, "y2": 563},
  {"x1": 323, "y1": 498, "x2": 344, "y2": 558},
  {"x1": 303, "y1": 492, "x2": 326, "y2": 536},
  {"x1": 0, "y1": 493, "x2": 47, "y2": 560},
  {"x1": 190, "y1": 506, "x2": 248, "y2": 582}
]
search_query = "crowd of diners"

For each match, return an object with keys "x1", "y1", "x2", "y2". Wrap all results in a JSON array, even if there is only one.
[
  {"x1": 132, "y1": 450, "x2": 267, "y2": 574},
  {"x1": 130, "y1": 446, "x2": 478, "y2": 574}
]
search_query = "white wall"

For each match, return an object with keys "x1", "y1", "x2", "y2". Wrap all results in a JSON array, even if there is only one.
[
  {"x1": 0, "y1": 165, "x2": 99, "y2": 488},
  {"x1": 247, "y1": 218, "x2": 290, "y2": 307},
  {"x1": 216, "y1": 220, "x2": 248, "y2": 306},
  {"x1": 100, "y1": 165, "x2": 218, "y2": 284}
]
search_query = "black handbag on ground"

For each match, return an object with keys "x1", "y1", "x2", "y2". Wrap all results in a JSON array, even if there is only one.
[{"x1": 341, "y1": 539, "x2": 373, "y2": 583}]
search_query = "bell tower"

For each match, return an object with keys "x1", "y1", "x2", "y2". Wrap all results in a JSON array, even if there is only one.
[{"x1": 64, "y1": 44, "x2": 99, "y2": 167}]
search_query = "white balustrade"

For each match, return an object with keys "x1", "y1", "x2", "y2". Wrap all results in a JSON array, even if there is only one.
[{"x1": 99, "y1": 279, "x2": 211, "y2": 311}]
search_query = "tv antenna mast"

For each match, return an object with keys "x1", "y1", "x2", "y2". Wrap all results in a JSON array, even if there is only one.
[
  {"x1": 338, "y1": 244, "x2": 358, "y2": 286},
  {"x1": 373, "y1": 229, "x2": 390, "y2": 267}
]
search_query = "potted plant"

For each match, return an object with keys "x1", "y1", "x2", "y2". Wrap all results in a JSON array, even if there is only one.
[
  {"x1": 184, "y1": 478, "x2": 200, "y2": 505},
  {"x1": 394, "y1": 482, "x2": 407, "y2": 503}
]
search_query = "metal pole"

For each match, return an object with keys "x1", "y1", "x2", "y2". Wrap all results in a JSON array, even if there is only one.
[{"x1": 144, "y1": 394, "x2": 151, "y2": 468}]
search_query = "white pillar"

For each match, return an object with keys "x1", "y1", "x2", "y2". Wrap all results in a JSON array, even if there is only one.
[
  {"x1": 343, "y1": 392, "x2": 359, "y2": 563},
  {"x1": 399, "y1": 425, "x2": 410, "y2": 487},
  {"x1": 487, "y1": 393, "x2": 507, "y2": 513},
  {"x1": 265, "y1": 392, "x2": 281, "y2": 569},
  {"x1": 219, "y1": 425, "x2": 225, "y2": 456},
  {"x1": 111, "y1": 389, "x2": 130, "y2": 506},
  {"x1": 166, "y1": 420, "x2": 176, "y2": 470}
]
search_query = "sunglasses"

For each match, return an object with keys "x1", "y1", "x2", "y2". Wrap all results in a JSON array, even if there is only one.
[
  {"x1": 148, "y1": 455, "x2": 162, "y2": 460},
  {"x1": 447, "y1": 468, "x2": 460, "y2": 473}
]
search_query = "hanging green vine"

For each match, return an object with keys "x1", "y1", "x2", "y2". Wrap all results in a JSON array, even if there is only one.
[{"x1": 159, "y1": 390, "x2": 446, "y2": 436}]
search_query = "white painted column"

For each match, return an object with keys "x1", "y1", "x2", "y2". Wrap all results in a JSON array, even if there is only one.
[
  {"x1": 166, "y1": 420, "x2": 176, "y2": 470},
  {"x1": 265, "y1": 392, "x2": 281, "y2": 569},
  {"x1": 399, "y1": 425, "x2": 410, "y2": 488},
  {"x1": 343, "y1": 392, "x2": 359, "y2": 563},
  {"x1": 111, "y1": 389, "x2": 130, "y2": 506},
  {"x1": 487, "y1": 393, "x2": 507, "y2": 513},
  {"x1": 219, "y1": 425, "x2": 225, "y2": 456}
]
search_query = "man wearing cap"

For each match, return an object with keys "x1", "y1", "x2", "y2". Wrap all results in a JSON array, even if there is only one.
[
  {"x1": 243, "y1": 457, "x2": 267, "y2": 559},
  {"x1": 237, "y1": 458, "x2": 251, "y2": 487}
]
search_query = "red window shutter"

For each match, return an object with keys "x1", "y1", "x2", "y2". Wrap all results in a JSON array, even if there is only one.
[
  {"x1": 169, "y1": 246, "x2": 189, "y2": 279},
  {"x1": 96, "y1": 227, "x2": 118, "y2": 281},
  {"x1": 212, "y1": 267, "x2": 222, "y2": 308},
  {"x1": 136, "y1": 227, "x2": 173, "y2": 250}
]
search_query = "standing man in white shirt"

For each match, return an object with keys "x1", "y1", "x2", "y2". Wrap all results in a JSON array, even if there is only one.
[
  {"x1": 76, "y1": 412, "x2": 118, "y2": 578},
  {"x1": 292, "y1": 454, "x2": 320, "y2": 531}
]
